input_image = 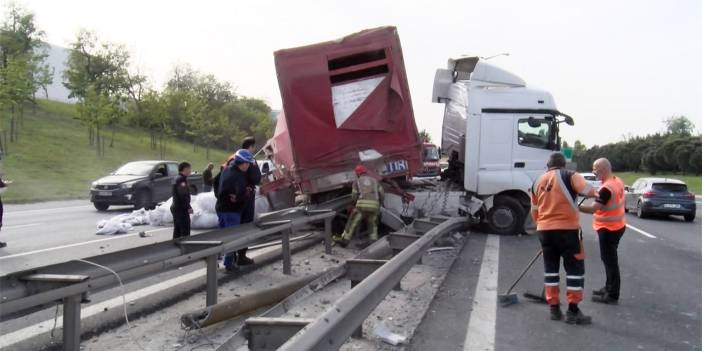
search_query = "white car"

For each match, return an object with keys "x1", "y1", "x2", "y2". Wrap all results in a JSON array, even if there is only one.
[{"x1": 581, "y1": 172, "x2": 602, "y2": 189}]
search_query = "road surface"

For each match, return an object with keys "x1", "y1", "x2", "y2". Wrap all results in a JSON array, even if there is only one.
[{"x1": 411, "y1": 207, "x2": 702, "y2": 350}]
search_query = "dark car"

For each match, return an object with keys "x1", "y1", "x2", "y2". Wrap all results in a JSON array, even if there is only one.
[
  {"x1": 624, "y1": 177, "x2": 696, "y2": 222},
  {"x1": 90, "y1": 161, "x2": 203, "y2": 211}
]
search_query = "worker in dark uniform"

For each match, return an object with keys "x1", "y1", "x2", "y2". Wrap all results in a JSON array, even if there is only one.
[
  {"x1": 216, "y1": 149, "x2": 255, "y2": 270},
  {"x1": 203, "y1": 162, "x2": 214, "y2": 192},
  {"x1": 333, "y1": 165, "x2": 384, "y2": 248},
  {"x1": 531, "y1": 153, "x2": 596, "y2": 325},
  {"x1": 171, "y1": 162, "x2": 193, "y2": 240},
  {"x1": 0, "y1": 177, "x2": 10, "y2": 248},
  {"x1": 237, "y1": 136, "x2": 261, "y2": 266}
]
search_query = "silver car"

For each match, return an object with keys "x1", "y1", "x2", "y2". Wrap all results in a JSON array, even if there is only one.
[{"x1": 624, "y1": 177, "x2": 696, "y2": 222}]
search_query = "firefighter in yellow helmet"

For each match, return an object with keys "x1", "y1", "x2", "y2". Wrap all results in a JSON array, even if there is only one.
[{"x1": 333, "y1": 165, "x2": 384, "y2": 248}]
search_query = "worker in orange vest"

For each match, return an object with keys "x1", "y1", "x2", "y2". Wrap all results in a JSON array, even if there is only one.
[
  {"x1": 579, "y1": 158, "x2": 626, "y2": 304},
  {"x1": 531, "y1": 153, "x2": 596, "y2": 325}
]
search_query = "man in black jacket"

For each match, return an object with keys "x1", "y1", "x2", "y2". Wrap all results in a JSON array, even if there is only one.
[
  {"x1": 237, "y1": 137, "x2": 261, "y2": 265},
  {"x1": 216, "y1": 149, "x2": 256, "y2": 270},
  {"x1": 171, "y1": 162, "x2": 193, "y2": 240},
  {"x1": 203, "y1": 162, "x2": 214, "y2": 192},
  {"x1": 0, "y1": 177, "x2": 10, "y2": 248}
]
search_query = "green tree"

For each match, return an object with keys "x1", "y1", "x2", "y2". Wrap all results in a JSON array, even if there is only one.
[
  {"x1": 63, "y1": 29, "x2": 131, "y2": 154},
  {"x1": 0, "y1": 3, "x2": 51, "y2": 144},
  {"x1": 689, "y1": 146, "x2": 702, "y2": 176},
  {"x1": 419, "y1": 129, "x2": 432, "y2": 143},
  {"x1": 663, "y1": 115, "x2": 695, "y2": 137}
]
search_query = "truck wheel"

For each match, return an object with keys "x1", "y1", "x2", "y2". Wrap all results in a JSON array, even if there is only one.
[
  {"x1": 487, "y1": 196, "x2": 526, "y2": 235},
  {"x1": 134, "y1": 190, "x2": 153, "y2": 210},
  {"x1": 93, "y1": 203, "x2": 109, "y2": 211}
]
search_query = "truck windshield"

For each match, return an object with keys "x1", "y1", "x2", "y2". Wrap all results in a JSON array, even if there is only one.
[
  {"x1": 423, "y1": 146, "x2": 440, "y2": 161},
  {"x1": 114, "y1": 162, "x2": 155, "y2": 176}
]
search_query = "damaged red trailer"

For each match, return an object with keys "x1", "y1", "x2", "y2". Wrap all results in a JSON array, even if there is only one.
[{"x1": 262, "y1": 27, "x2": 422, "y2": 205}]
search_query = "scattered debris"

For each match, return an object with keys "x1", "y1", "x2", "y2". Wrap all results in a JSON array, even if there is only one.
[{"x1": 373, "y1": 322, "x2": 407, "y2": 346}]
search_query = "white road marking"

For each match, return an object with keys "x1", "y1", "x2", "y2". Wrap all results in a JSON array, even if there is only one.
[
  {"x1": 5, "y1": 205, "x2": 92, "y2": 215},
  {"x1": 1, "y1": 223, "x2": 44, "y2": 230},
  {"x1": 626, "y1": 224, "x2": 657, "y2": 239},
  {"x1": 464, "y1": 234, "x2": 499, "y2": 351},
  {"x1": 0, "y1": 228, "x2": 170, "y2": 260},
  {"x1": 0, "y1": 267, "x2": 206, "y2": 349}
]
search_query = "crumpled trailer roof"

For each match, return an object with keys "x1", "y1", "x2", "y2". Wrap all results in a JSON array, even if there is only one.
[{"x1": 269, "y1": 26, "x2": 422, "y2": 195}]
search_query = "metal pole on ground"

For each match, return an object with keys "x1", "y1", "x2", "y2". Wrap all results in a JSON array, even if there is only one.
[
  {"x1": 206, "y1": 255, "x2": 218, "y2": 306},
  {"x1": 282, "y1": 228, "x2": 292, "y2": 275}
]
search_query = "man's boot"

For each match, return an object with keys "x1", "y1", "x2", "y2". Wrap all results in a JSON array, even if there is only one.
[
  {"x1": 565, "y1": 307, "x2": 592, "y2": 325},
  {"x1": 592, "y1": 292, "x2": 619, "y2": 305},
  {"x1": 550, "y1": 305, "x2": 563, "y2": 321},
  {"x1": 333, "y1": 234, "x2": 349, "y2": 248},
  {"x1": 592, "y1": 287, "x2": 607, "y2": 296}
]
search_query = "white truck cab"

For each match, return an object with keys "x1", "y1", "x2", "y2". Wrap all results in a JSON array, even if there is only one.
[{"x1": 433, "y1": 56, "x2": 574, "y2": 234}]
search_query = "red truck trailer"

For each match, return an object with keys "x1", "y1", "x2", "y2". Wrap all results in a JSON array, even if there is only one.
[{"x1": 262, "y1": 27, "x2": 422, "y2": 204}]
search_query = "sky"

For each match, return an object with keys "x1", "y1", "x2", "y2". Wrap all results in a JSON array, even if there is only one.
[{"x1": 6, "y1": 0, "x2": 701, "y2": 147}]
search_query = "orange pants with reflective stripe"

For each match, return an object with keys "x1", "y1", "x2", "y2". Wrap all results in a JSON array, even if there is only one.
[{"x1": 539, "y1": 229, "x2": 585, "y2": 305}]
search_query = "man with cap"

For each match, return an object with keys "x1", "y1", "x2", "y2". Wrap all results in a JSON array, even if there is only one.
[
  {"x1": 333, "y1": 164, "x2": 384, "y2": 248},
  {"x1": 531, "y1": 152, "x2": 596, "y2": 324},
  {"x1": 215, "y1": 149, "x2": 255, "y2": 271},
  {"x1": 237, "y1": 136, "x2": 261, "y2": 266}
]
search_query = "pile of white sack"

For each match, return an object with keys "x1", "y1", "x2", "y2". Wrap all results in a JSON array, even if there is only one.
[{"x1": 96, "y1": 190, "x2": 271, "y2": 235}]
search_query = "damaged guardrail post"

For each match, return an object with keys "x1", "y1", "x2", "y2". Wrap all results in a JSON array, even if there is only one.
[
  {"x1": 282, "y1": 227, "x2": 292, "y2": 275},
  {"x1": 62, "y1": 293, "x2": 82, "y2": 351},
  {"x1": 324, "y1": 216, "x2": 333, "y2": 254},
  {"x1": 206, "y1": 254, "x2": 218, "y2": 306}
]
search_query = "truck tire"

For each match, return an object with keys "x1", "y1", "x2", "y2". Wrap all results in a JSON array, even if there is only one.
[
  {"x1": 93, "y1": 202, "x2": 109, "y2": 211},
  {"x1": 487, "y1": 196, "x2": 526, "y2": 235},
  {"x1": 134, "y1": 190, "x2": 153, "y2": 210}
]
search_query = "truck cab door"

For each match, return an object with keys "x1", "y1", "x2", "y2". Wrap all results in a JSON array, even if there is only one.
[
  {"x1": 512, "y1": 116, "x2": 555, "y2": 191},
  {"x1": 476, "y1": 115, "x2": 513, "y2": 194}
]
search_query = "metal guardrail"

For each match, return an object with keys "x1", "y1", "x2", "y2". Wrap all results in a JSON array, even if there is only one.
[
  {"x1": 277, "y1": 217, "x2": 467, "y2": 351},
  {"x1": 0, "y1": 209, "x2": 338, "y2": 351}
]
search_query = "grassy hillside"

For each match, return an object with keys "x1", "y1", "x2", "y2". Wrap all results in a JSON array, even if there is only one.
[
  {"x1": 618, "y1": 172, "x2": 702, "y2": 194},
  {"x1": 0, "y1": 100, "x2": 231, "y2": 203}
]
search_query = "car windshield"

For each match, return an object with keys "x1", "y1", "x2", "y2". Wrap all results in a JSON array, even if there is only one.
[
  {"x1": 114, "y1": 162, "x2": 154, "y2": 176},
  {"x1": 652, "y1": 183, "x2": 687, "y2": 192},
  {"x1": 423, "y1": 146, "x2": 440, "y2": 161}
]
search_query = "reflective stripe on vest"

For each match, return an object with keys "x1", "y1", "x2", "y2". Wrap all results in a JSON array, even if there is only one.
[
  {"x1": 356, "y1": 199, "x2": 380, "y2": 210},
  {"x1": 593, "y1": 177, "x2": 626, "y2": 231}
]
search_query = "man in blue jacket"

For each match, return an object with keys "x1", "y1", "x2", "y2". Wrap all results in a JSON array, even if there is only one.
[{"x1": 215, "y1": 149, "x2": 255, "y2": 271}]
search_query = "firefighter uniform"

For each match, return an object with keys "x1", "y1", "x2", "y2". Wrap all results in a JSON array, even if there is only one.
[
  {"x1": 334, "y1": 165, "x2": 384, "y2": 246},
  {"x1": 531, "y1": 166, "x2": 593, "y2": 322},
  {"x1": 592, "y1": 176, "x2": 626, "y2": 301}
]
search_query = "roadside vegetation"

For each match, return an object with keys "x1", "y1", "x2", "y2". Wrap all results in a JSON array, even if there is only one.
[
  {"x1": 0, "y1": 4, "x2": 274, "y2": 202},
  {"x1": 1, "y1": 99, "x2": 231, "y2": 203},
  {"x1": 568, "y1": 116, "x2": 701, "y2": 191}
]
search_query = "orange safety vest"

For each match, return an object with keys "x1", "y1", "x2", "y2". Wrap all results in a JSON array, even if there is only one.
[
  {"x1": 593, "y1": 176, "x2": 626, "y2": 231},
  {"x1": 531, "y1": 169, "x2": 588, "y2": 231}
]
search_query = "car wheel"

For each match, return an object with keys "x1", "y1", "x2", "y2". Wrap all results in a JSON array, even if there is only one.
[
  {"x1": 684, "y1": 213, "x2": 695, "y2": 222},
  {"x1": 190, "y1": 185, "x2": 198, "y2": 195},
  {"x1": 487, "y1": 196, "x2": 526, "y2": 235},
  {"x1": 93, "y1": 202, "x2": 109, "y2": 211},
  {"x1": 636, "y1": 201, "x2": 647, "y2": 219},
  {"x1": 134, "y1": 190, "x2": 153, "y2": 210}
]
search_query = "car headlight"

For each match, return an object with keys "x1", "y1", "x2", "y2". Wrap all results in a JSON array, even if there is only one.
[
  {"x1": 91, "y1": 182, "x2": 98, "y2": 189},
  {"x1": 120, "y1": 181, "x2": 136, "y2": 189}
]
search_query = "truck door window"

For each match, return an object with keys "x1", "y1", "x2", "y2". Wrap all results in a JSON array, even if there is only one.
[{"x1": 518, "y1": 118, "x2": 552, "y2": 149}]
